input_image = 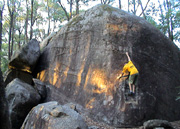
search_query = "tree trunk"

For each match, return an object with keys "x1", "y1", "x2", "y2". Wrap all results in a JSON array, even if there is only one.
[
  {"x1": 139, "y1": 0, "x2": 150, "y2": 18},
  {"x1": 76, "y1": 0, "x2": 80, "y2": 15},
  {"x1": 8, "y1": 12, "x2": 14, "y2": 60},
  {"x1": 0, "y1": 10, "x2": 3, "y2": 66},
  {"x1": 53, "y1": 20, "x2": 56, "y2": 32},
  {"x1": 0, "y1": 0, "x2": 5, "y2": 70},
  {"x1": 11, "y1": 18, "x2": 15, "y2": 57},
  {"x1": 169, "y1": 1, "x2": 173, "y2": 41},
  {"x1": 107, "y1": 0, "x2": 111, "y2": 4},
  {"x1": 24, "y1": 0, "x2": 29, "y2": 44},
  {"x1": 119, "y1": 0, "x2": 121, "y2": 9},
  {"x1": 30, "y1": 0, "x2": 34, "y2": 40},
  {"x1": 57, "y1": 0, "x2": 70, "y2": 21},
  {"x1": 133, "y1": 0, "x2": 136, "y2": 14},
  {"x1": 128, "y1": 0, "x2": 130, "y2": 12},
  {"x1": 101, "y1": 0, "x2": 103, "y2": 4},
  {"x1": 101, "y1": 0, "x2": 109, "y2": 4},
  {"x1": 18, "y1": 29, "x2": 21, "y2": 49},
  {"x1": 165, "y1": 0, "x2": 171, "y2": 40},
  {"x1": 138, "y1": 0, "x2": 146, "y2": 19},
  {"x1": 158, "y1": 0, "x2": 166, "y2": 34},
  {"x1": 70, "y1": 0, "x2": 73, "y2": 19},
  {"x1": 166, "y1": 0, "x2": 173, "y2": 41},
  {"x1": 170, "y1": 13, "x2": 173, "y2": 41},
  {"x1": 47, "y1": 0, "x2": 50, "y2": 35}
]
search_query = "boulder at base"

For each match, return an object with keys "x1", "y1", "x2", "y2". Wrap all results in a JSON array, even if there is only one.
[
  {"x1": 0, "y1": 69, "x2": 10, "y2": 129},
  {"x1": 143, "y1": 119, "x2": 174, "y2": 129},
  {"x1": 9, "y1": 39, "x2": 40, "y2": 73},
  {"x1": 21, "y1": 101, "x2": 88, "y2": 129},
  {"x1": 34, "y1": 5, "x2": 180, "y2": 127},
  {"x1": 6, "y1": 78, "x2": 41, "y2": 129},
  {"x1": 4, "y1": 69, "x2": 33, "y2": 86}
]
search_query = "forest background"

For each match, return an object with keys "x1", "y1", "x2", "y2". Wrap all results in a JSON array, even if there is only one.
[{"x1": 0, "y1": 0, "x2": 180, "y2": 73}]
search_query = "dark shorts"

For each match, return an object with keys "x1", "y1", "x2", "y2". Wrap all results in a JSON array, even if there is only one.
[{"x1": 129, "y1": 73, "x2": 139, "y2": 85}]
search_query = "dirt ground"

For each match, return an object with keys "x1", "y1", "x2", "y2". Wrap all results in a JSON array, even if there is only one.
[{"x1": 84, "y1": 114, "x2": 180, "y2": 129}]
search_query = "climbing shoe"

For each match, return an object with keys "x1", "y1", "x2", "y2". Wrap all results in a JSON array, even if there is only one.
[
  {"x1": 132, "y1": 92, "x2": 135, "y2": 96},
  {"x1": 128, "y1": 92, "x2": 133, "y2": 96}
]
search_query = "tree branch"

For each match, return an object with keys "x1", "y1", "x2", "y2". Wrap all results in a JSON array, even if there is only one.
[
  {"x1": 57, "y1": 0, "x2": 70, "y2": 21},
  {"x1": 139, "y1": 0, "x2": 151, "y2": 17},
  {"x1": 138, "y1": 0, "x2": 146, "y2": 19},
  {"x1": 135, "y1": 2, "x2": 140, "y2": 14},
  {"x1": 7, "y1": 0, "x2": 11, "y2": 13}
]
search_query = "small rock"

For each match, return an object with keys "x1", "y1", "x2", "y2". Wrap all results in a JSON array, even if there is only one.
[
  {"x1": 49, "y1": 106, "x2": 67, "y2": 117},
  {"x1": 33, "y1": 78, "x2": 47, "y2": 101},
  {"x1": 88, "y1": 126, "x2": 99, "y2": 129},
  {"x1": 143, "y1": 119, "x2": 174, "y2": 129}
]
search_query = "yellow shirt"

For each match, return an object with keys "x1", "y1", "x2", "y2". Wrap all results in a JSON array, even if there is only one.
[{"x1": 122, "y1": 61, "x2": 139, "y2": 75}]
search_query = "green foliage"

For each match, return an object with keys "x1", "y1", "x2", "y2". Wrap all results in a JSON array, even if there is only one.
[
  {"x1": 50, "y1": 2, "x2": 67, "y2": 22},
  {"x1": 174, "y1": 10, "x2": 180, "y2": 41},
  {"x1": 146, "y1": 16, "x2": 158, "y2": 28},
  {"x1": 1, "y1": 43, "x2": 8, "y2": 73}
]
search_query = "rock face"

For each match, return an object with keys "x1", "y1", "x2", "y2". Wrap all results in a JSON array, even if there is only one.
[
  {"x1": 21, "y1": 101, "x2": 88, "y2": 129},
  {"x1": 9, "y1": 39, "x2": 40, "y2": 73},
  {"x1": 0, "y1": 69, "x2": 10, "y2": 129},
  {"x1": 34, "y1": 5, "x2": 180, "y2": 127},
  {"x1": 5, "y1": 39, "x2": 40, "y2": 86},
  {"x1": 4, "y1": 69, "x2": 33, "y2": 86},
  {"x1": 33, "y1": 78, "x2": 47, "y2": 102},
  {"x1": 143, "y1": 119, "x2": 174, "y2": 129},
  {"x1": 40, "y1": 32, "x2": 57, "y2": 51},
  {"x1": 6, "y1": 78, "x2": 41, "y2": 129}
]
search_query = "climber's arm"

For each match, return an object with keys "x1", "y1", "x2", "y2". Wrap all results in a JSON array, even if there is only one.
[
  {"x1": 117, "y1": 73, "x2": 124, "y2": 79},
  {"x1": 126, "y1": 52, "x2": 131, "y2": 62}
]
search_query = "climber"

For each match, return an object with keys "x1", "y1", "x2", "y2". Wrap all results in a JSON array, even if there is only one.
[{"x1": 117, "y1": 52, "x2": 139, "y2": 96}]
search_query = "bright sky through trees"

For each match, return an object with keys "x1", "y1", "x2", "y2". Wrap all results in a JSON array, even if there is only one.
[
  {"x1": 0, "y1": 0, "x2": 180, "y2": 73},
  {"x1": 51, "y1": 0, "x2": 180, "y2": 48}
]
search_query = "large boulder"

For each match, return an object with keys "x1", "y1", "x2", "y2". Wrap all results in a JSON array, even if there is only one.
[
  {"x1": 21, "y1": 101, "x2": 88, "y2": 129},
  {"x1": 44, "y1": 84, "x2": 73, "y2": 104},
  {"x1": 9, "y1": 39, "x2": 40, "y2": 73},
  {"x1": 0, "y1": 69, "x2": 11, "y2": 129},
  {"x1": 6, "y1": 78, "x2": 41, "y2": 129},
  {"x1": 34, "y1": 5, "x2": 180, "y2": 127},
  {"x1": 4, "y1": 69, "x2": 33, "y2": 86}
]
